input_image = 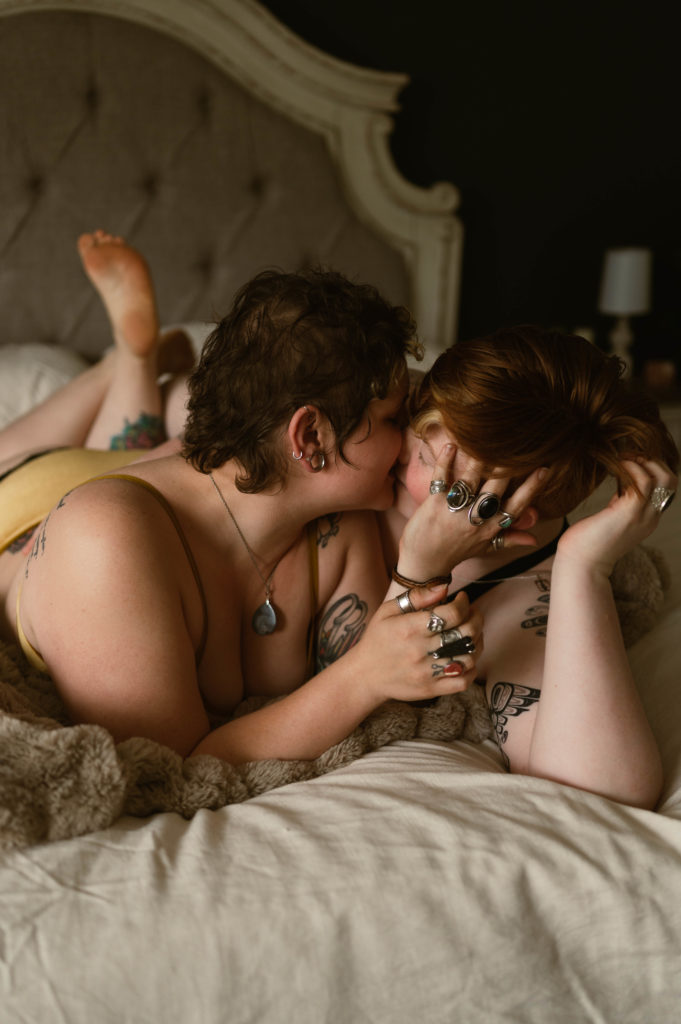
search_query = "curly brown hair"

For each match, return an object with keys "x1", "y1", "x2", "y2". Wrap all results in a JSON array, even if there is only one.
[
  {"x1": 182, "y1": 268, "x2": 420, "y2": 491},
  {"x1": 410, "y1": 325, "x2": 679, "y2": 518}
]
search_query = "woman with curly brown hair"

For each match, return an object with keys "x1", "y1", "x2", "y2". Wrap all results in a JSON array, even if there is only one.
[
  {"x1": 1, "y1": 232, "x2": 540, "y2": 763},
  {"x1": 380, "y1": 326, "x2": 678, "y2": 808}
]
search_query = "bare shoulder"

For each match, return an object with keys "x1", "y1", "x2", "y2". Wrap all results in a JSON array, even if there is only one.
[
  {"x1": 20, "y1": 476, "x2": 188, "y2": 627},
  {"x1": 314, "y1": 509, "x2": 380, "y2": 550},
  {"x1": 23, "y1": 475, "x2": 176, "y2": 572},
  {"x1": 314, "y1": 510, "x2": 384, "y2": 599},
  {"x1": 17, "y1": 475, "x2": 208, "y2": 752}
]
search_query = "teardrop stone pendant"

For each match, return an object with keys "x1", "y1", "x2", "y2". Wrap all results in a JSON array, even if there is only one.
[{"x1": 252, "y1": 598, "x2": 277, "y2": 636}]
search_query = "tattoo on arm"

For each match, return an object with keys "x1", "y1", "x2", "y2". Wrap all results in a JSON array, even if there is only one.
[
  {"x1": 316, "y1": 512, "x2": 342, "y2": 549},
  {"x1": 316, "y1": 593, "x2": 367, "y2": 671},
  {"x1": 489, "y1": 681, "x2": 541, "y2": 767}
]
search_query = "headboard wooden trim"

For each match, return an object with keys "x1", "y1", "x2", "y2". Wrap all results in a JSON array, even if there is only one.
[{"x1": 0, "y1": 0, "x2": 463, "y2": 361}]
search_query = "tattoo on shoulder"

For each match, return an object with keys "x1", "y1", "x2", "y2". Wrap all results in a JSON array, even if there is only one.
[
  {"x1": 23, "y1": 491, "x2": 71, "y2": 577},
  {"x1": 489, "y1": 681, "x2": 541, "y2": 767},
  {"x1": 316, "y1": 592, "x2": 367, "y2": 670},
  {"x1": 8, "y1": 527, "x2": 38, "y2": 555},
  {"x1": 317, "y1": 513, "x2": 342, "y2": 548}
]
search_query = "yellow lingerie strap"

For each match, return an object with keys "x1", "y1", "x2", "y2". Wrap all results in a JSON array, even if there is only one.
[
  {"x1": 15, "y1": 473, "x2": 209, "y2": 673},
  {"x1": 15, "y1": 579, "x2": 47, "y2": 673}
]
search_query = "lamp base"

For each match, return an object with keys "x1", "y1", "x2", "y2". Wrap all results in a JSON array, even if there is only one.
[{"x1": 608, "y1": 315, "x2": 633, "y2": 377}]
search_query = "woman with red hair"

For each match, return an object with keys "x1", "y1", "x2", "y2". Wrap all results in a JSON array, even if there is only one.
[{"x1": 382, "y1": 325, "x2": 678, "y2": 808}]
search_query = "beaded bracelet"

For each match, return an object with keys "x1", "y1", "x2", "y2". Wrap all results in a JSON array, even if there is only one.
[{"x1": 391, "y1": 566, "x2": 452, "y2": 589}]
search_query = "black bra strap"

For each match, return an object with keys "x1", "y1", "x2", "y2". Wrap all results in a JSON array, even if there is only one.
[{"x1": 449, "y1": 518, "x2": 569, "y2": 604}]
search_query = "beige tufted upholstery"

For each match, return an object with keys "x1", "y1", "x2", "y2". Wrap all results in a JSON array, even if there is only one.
[{"x1": 0, "y1": 11, "x2": 409, "y2": 360}]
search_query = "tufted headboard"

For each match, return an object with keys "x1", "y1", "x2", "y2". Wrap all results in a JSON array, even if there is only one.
[{"x1": 0, "y1": 0, "x2": 462, "y2": 366}]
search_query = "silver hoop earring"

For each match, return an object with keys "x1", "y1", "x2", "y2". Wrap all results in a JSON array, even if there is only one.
[
  {"x1": 292, "y1": 450, "x2": 304, "y2": 461},
  {"x1": 306, "y1": 451, "x2": 326, "y2": 473}
]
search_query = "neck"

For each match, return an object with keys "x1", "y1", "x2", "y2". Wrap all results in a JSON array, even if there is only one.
[
  {"x1": 207, "y1": 463, "x2": 311, "y2": 567},
  {"x1": 207, "y1": 459, "x2": 350, "y2": 569}
]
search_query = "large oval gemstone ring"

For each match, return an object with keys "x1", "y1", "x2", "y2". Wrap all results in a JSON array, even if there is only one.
[{"x1": 468, "y1": 492, "x2": 501, "y2": 526}]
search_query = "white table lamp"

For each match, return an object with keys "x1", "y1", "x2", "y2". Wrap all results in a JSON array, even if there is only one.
[{"x1": 598, "y1": 247, "x2": 652, "y2": 376}]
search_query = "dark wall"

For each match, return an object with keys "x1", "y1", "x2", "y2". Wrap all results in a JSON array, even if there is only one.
[{"x1": 262, "y1": 0, "x2": 680, "y2": 370}]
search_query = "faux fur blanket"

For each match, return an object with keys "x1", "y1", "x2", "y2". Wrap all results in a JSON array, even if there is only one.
[{"x1": 0, "y1": 545, "x2": 669, "y2": 851}]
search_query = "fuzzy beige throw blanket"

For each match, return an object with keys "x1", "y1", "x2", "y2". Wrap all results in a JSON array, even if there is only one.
[{"x1": 0, "y1": 546, "x2": 669, "y2": 851}]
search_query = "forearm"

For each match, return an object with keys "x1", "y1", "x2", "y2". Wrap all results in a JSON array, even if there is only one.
[
  {"x1": 528, "y1": 556, "x2": 662, "y2": 807},
  {"x1": 191, "y1": 649, "x2": 381, "y2": 764}
]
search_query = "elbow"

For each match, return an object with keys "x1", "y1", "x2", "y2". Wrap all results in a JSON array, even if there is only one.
[
  {"x1": 521, "y1": 754, "x2": 664, "y2": 811},
  {"x1": 620, "y1": 756, "x2": 664, "y2": 812}
]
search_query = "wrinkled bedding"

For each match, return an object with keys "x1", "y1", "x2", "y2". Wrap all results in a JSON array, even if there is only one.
[
  {"x1": 0, "y1": 540, "x2": 667, "y2": 851},
  {"x1": 1, "y1": 489, "x2": 680, "y2": 1022}
]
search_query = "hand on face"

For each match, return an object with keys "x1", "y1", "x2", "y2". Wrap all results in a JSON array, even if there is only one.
[
  {"x1": 556, "y1": 458, "x2": 677, "y2": 575},
  {"x1": 396, "y1": 442, "x2": 547, "y2": 580},
  {"x1": 358, "y1": 587, "x2": 484, "y2": 704}
]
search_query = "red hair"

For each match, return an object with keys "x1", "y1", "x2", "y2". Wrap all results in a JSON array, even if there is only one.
[{"x1": 411, "y1": 326, "x2": 678, "y2": 518}]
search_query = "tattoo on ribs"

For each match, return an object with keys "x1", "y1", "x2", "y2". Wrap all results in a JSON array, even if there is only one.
[
  {"x1": 489, "y1": 681, "x2": 541, "y2": 766},
  {"x1": 521, "y1": 592, "x2": 550, "y2": 636},
  {"x1": 316, "y1": 592, "x2": 367, "y2": 670},
  {"x1": 316, "y1": 512, "x2": 342, "y2": 548}
]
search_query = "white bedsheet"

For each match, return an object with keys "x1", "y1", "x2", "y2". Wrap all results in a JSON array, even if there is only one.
[
  {"x1": 2, "y1": 734, "x2": 680, "y2": 1023},
  {"x1": 1, "y1": 480, "x2": 680, "y2": 1024}
]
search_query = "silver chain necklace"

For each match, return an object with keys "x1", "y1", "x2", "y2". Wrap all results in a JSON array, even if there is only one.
[{"x1": 209, "y1": 473, "x2": 284, "y2": 635}]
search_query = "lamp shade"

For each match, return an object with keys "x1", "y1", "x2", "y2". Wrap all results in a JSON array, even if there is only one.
[{"x1": 598, "y1": 247, "x2": 652, "y2": 316}]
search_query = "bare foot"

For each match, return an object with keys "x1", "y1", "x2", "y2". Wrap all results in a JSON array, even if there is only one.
[{"x1": 77, "y1": 230, "x2": 159, "y2": 359}]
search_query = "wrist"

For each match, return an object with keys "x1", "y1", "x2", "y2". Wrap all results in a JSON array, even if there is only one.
[
  {"x1": 395, "y1": 541, "x2": 452, "y2": 581},
  {"x1": 552, "y1": 550, "x2": 614, "y2": 585},
  {"x1": 391, "y1": 565, "x2": 452, "y2": 589}
]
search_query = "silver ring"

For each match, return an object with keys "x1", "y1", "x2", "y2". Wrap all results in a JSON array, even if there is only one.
[
  {"x1": 446, "y1": 480, "x2": 477, "y2": 512},
  {"x1": 490, "y1": 534, "x2": 505, "y2": 551},
  {"x1": 429, "y1": 479, "x2": 449, "y2": 495},
  {"x1": 497, "y1": 510, "x2": 516, "y2": 530},
  {"x1": 439, "y1": 627, "x2": 463, "y2": 646},
  {"x1": 649, "y1": 486, "x2": 675, "y2": 513},
  {"x1": 468, "y1": 492, "x2": 502, "y2": 526},
  {"x1": 396, "y1": 590, "x2": 415, "y2": 614},
  {"x1": 426, "y1": 613, "x2": 446, "y2": 633}
]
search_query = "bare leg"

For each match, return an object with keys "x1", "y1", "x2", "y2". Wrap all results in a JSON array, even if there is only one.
[
  {"x1": 161, "y1": 372, "x2": 191, "y2": 439},
  {"x1": 77, "y1": 231, "x2": 166, "y2": 450},
  {"x1": 0, "y1": 352, "x2": 115, "y2": 467},
  {"x1": 0, "y1": 232, "x2": 195, "y2": 470}
]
